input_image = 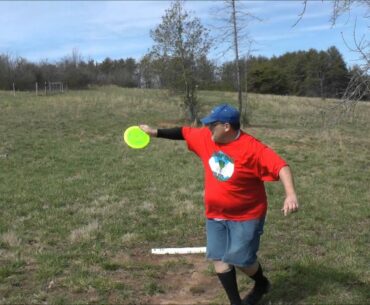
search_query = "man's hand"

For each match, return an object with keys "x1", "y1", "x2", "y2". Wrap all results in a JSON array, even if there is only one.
[
  {"x1": 281, "y1": 193, "x2": 299, "y2": 216},
  {"x1": 139, "y1": 125, "x2": 157, "y2": 137}
]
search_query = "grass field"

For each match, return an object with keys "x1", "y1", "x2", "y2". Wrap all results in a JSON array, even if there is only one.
[{"x1": 0, "y1": 86, "x2": 369, "y2": 304}]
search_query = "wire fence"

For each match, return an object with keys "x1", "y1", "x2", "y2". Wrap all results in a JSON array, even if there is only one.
[{"x1": 11, "y1": 81, "x2": 66, "y2": 96}]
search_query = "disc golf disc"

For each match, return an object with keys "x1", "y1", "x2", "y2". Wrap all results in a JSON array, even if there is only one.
[{"x1": 123, "y1": 126, "x2": 150, "y2": 149}]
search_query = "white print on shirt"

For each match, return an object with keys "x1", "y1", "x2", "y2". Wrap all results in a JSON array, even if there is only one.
[{"x1": 208, "y1": 151, "x2": 234, "y2": 181}]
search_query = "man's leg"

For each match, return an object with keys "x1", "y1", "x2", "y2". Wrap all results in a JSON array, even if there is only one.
[
  {"x1": 238, "y1": 261, "x2": 270, "y2": 305},
  {"x1": 214, "y1": 261, "x2": 242, "y2": 305},
  {"x1": 237, "y1": 261, "x2": 259, "y2": 276},
  {"x1": 225, "y1": 219, "x2": 269, "y2": 305},
  {"x1": 207, "y1": 219, "x2": 242, "y2": 305}
]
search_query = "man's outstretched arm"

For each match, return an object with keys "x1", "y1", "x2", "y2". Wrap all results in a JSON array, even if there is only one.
[{"x1": 139, "y1": 125, "x2": 184, "y2": 140}]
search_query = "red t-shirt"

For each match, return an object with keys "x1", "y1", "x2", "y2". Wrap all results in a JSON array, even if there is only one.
[{"x1": 182, "y1": 127, "x2": 287, "y2": 221}]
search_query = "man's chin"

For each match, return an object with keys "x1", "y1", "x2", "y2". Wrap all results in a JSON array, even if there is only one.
[{"x1": 212, "y1": 137, "x2": 222, "y2": 144}]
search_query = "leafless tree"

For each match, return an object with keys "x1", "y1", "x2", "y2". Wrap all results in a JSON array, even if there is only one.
[
  {"x1": 296, "y1": 0, "x2": 370, "y2": 122},
  {"x1": 211, "y1": 0, "x2": 261, "y2": 126},
  {"x1": 340, "y1": 17, "x2": 370, "y2": 121}
]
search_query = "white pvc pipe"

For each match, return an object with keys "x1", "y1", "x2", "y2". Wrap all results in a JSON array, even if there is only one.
[{"x1": 151, "y1": 247, "x2": 206, "y2": 255}]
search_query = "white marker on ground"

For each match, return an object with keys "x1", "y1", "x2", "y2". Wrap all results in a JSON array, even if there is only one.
[{"x1": 151, "y1": 247, "x2": 206, "y2": 255}]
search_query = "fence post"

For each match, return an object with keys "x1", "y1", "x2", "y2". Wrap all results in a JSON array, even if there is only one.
[
  {"x1": 13, "y1": 83, "x2": 15, "y2": 96},
  {"x1": 45, "y1": 81, "x2": 47, "y2": 95},
  {"x1": 36, "y1": 82, "x2": 38, "y2": 96}
]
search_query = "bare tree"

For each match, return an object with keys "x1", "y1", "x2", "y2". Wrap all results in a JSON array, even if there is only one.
[
  {"x1": 211, "y1": 0, "x2": 261, "y2": 126},
  {"x1": 295, "y1": 0, "x2": 370, "y2": 122},
  {"x1": 71, "y1": 48, "x2": 82, "y2": 68},
  {"x1": 340, "y1": 16, "x2": 370, "y2": 120}
]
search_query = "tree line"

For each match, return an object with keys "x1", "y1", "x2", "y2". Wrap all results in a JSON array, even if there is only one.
[
  {"x1": 223, "y1": 46, "x2": 357, "y2": 99},
  {"x1": 0, "y1": 53, "x2": 138, "y2": 91},
  {"x1": 0, "y1": 45, "x2": 365, "y2": 100}
]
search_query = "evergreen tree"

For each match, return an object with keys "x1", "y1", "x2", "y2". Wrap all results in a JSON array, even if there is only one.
[{"x1": 325, "y1": 46, "x2": 349, "y2": 98}]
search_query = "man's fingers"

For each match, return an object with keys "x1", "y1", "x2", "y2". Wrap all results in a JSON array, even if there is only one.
[
  {"x1": 282, "y1": 200, "x2": 299, "y2": 216},
  {"x1": 282, "y1": 207, "x2": 291, "y2": 216},
  {"x1": 139, "y1": 124, "x2": 149, "y2": 132},
  {"x1": 139, "y1": 125, "x2": 155, "y2": 136}
]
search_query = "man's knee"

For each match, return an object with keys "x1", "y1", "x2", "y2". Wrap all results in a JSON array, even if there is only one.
[
  {"x1": 237, "y1": 260, "x2": 259, "y2": 276},
  {"x1": 214, "y1": 260, "x2": 232, "y2": 273}
]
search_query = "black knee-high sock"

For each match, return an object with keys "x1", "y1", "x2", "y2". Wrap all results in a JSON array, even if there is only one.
[
  {"x1": 217, "y1": 267, "x2": 241, "y2": 305},
  {"x1": 249, "y1": 263, "x2": 268, "y2": 287}
]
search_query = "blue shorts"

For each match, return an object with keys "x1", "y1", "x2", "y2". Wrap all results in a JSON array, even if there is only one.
[{"x1": 206, "y1": 218, "x2": 265, "y2": 267}]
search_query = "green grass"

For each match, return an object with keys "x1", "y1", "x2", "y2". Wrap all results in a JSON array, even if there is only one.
[{"x1": 0, "y1": 86, "x2": 369, "y2": 304}]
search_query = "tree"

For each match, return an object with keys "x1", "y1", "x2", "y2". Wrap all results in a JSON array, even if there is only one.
[
  {"x1": 38, "y1": 59, "x2": 62, "y2": 85},
  {"x1": 325, "y1": 46, "x2": 349, "y2": 98},
  {"x1": 13, "y1": 57, "x2": 37, "y2": 90},
  {"x1": 149, "y1": 0, "x2": 212, "y2": 123},
  {"x1": 97, "y1": 57, "x2": 114, "y2": 85},
  {"x1": 138, "y1": 55, "x2": 162, "y2": 88},
  {"x1": 219, "y1": 61, "x2": 238, "y2": 91},
  {"x1": 284, "y1": 51, "x2": 308, "y2": 96},
  {"x1": 295, "y1": 0, "x2": 370, "y2": 122},
  {"x1": 195, "y1": 55, "x2": 217, "y2": 90},
  {"x1": 304, "y1": 49, "x2": 325, "y2": 97},
  {"x1": 59, "y1": 49, "x2": 90, "y2": 89},
  {"x1": 0, "y1": 54, "x2": 12, "y2": 90},
  {"x1": 247, "y1": 57, "x2": 288, "y2": 95},
  {"x1": 230, "y1": 0, "x2": 243, "y2": 122},
  {"x1": 211, "y1": 0, "x2": 260, "y2": 126}
]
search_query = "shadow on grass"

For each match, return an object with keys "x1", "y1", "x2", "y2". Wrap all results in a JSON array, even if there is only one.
[{"x1": 262, "y1": 263, "x2": 368, "y2": 304}]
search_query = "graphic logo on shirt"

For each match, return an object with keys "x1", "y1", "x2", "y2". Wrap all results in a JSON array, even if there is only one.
[{"x1": 208, "y1": 151, "x2": 234, "y2": 181}]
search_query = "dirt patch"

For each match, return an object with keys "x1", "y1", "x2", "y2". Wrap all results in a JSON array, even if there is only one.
[
  {"x1": 145, "y1": 255, "x2": 222, "y2": 305},
  {"x1": 98, "y1": 249, "x2": 254, "y2": 304}
]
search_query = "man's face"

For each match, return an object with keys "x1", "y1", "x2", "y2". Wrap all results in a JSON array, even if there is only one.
[{"x1": 208, "y1": 121, "x2": 229, "y2": 143}]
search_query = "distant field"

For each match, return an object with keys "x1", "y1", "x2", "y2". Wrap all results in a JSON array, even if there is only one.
[{"x1": 0, "y1": 86, "x2": 369, "y2": 304}]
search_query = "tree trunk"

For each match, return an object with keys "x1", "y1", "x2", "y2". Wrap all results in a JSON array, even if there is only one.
[
  {"x1": 185, "y1": 83, "x2": 197, "y2": 123},
  {"x1": 243, "y1": 57, "x2": 249, "y2": 124},
  {"x1": 231, "y1": 0, "x2": 246, "y2": 126},
  {"x1": 319, "y1": 74, "x2": 325, "y2": 100}
]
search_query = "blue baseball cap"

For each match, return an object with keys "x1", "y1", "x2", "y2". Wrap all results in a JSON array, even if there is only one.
[{"x1": 200, "y1": 103, "x2": 240, "y2": 125}]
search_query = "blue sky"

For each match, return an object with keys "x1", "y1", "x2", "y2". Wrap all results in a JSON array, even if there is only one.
[{"x1": 0, "y1": 1, "x2": 368, "y2": 67}]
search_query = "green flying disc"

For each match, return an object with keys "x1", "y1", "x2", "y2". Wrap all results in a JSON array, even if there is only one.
[{"x1": 123, "y1": 126, "x2": 150, "y2": 149}]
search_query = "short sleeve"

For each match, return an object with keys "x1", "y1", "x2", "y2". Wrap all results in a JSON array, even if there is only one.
[
  {"x1": 257, "y1": 145, "x2": 288, "y2": 181},
  {"x1": 182, "y1": 126, "x2": 209, "y2": 157}
]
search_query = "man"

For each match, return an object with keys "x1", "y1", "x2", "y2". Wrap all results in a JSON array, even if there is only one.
[{"x1": 140, "y1": 103, "x2": 299, "y2": 305}]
